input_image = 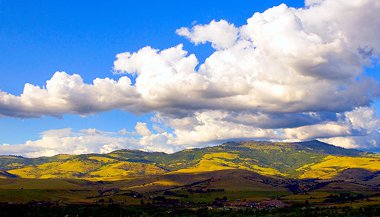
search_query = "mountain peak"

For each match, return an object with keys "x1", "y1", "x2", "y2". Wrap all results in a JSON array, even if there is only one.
[{"x1": 294, "y1": 140, "x2": 365, "y2": 156}]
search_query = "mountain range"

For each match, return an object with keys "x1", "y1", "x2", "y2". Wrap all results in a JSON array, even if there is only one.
[
  {"x1": 0, "y1": 140, "x2": 379, "y2": 182},
  {"x1": 1, "y1": 140, "x2": 380, "y2": 209}
]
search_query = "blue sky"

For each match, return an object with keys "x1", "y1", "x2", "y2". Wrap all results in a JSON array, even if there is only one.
[
  {"x1": 0, "y1": 0, "x2": 306, "y2": 144},
  {"x1": 0, "y1": 0, "x2": 380, "y2": 156}
]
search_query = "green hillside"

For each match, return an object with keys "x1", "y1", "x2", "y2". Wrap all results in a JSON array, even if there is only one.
[
  {"x1": 0, "y1": 140, "x2": 376, "y2": 181},
  {"x1": 1, "y1": 141, "x2": 380, "y2": 210}
]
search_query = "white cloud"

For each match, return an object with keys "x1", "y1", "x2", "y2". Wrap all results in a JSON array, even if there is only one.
[
  {"x1": 166, "y1": 111, "x2": 281, "y2": 145},
  {"x1": 139, "y1": 132, "x2": 176, "y2": 153},
  {"x1": 345, "y1": 107, "x2": 380, "y2": 131},
  {"x1": 0, "y1": 72, "x2": 140, "y2": 118},
  {"x1": 0, "y1": 128, "x2": 139, "y2": 157},
  {"x1": 283, "y1": 122, "x2": 352, "y2": 141},
  {"x1": 1, "y1": 0, "x2": 380, "y2": 154},
  {"x1": 319, "y1": 107, "x2": 380, "y2": 150},
  {"x1": 118, "y1": 128, "x2": 131, "y2": 135},
  {"x1": 321, "y1": 132, "x2": 380, "y2": 150},
  {"x1": 113, "y1": 1, "x2": 380, "y2": 117},
  {"x1": 283, "y1": 107, "x2": 380, "y2": 150},
  {"x1": 40, "y1": 128, "x2": 72, "y2": 137},
  {"x1": 0, "y1": 126, "x2": 181, "y2": 157},
  {"x1": 176, "y1": 19, "x2": 239, "y2": 49},
  {"x1": 135, "y1": 122, "x2": 152, "y2": 136},
  {"x1": 2, "y1": 106, "x2": 380, "y2": 157},
  {"x1": 2, "y1": 0, "x2": 379, "y2": 119}
]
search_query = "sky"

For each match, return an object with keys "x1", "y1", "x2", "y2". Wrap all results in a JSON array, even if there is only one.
[{"x1": 0, "y1": 0, "x2": 380, "y2": 157}]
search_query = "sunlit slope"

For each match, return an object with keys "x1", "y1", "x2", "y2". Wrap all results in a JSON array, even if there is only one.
[
  {"x1": 0, "y1": 140, "x2": 377, "y2": 180},
  {"x1": 172, "y1": 152, "x2": 285, "y2": 176},
  {"x1": 298, "y1": 155, "x2": 380, "y2": 179},
  {"x1": 163, "y1": 140, "x2": 366, "y2": 176},
  {"x1": 8, "y1": 159, "x2": 102, "y2": 179},
  {"x1": 106, "y1": 141, "x2": 329, "y2": 177},
  {"x1": 89, "y1": 162, "x2": 166, "y2": 180},
  {"x1": 7, "y1": 154, "x2": 167, "y2": 179}
]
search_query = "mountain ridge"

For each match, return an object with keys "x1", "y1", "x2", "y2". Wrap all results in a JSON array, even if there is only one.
[
  {"x1": 0, "y1": 140, "x2": 377, "y2": 182},
  {"x1": 0, "y1": 139, "x2": 368, "y2": 159}
]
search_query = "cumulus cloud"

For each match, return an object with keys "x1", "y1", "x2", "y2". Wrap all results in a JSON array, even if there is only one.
[
  {"x1": 151, "y1": 107, "x2": 380, "y2": 151},
  {"x1": 0, "y1": 128, "x2": 137, "y2": 157},
  {"x1": 176, "y1": 20, "x2": 239, "y2": 49},
  {"x1": 0, "y1": 124, "x2": 181, "y2": 157},
  {"x1": 135, "y1": 122, "x2": 152, "y2": 136},
  {"x1": 1, "y1": 0, "x2": 380, "y2": 155},
  {"x1": 320, "y1": 107, "x2": 380, "y2": 150},
  {"x1": 113, "y1": 0, "x2": 380, "y2": 117},
  {"x1": 2, "y1": 0, "x2": 379, "y2": 118},
  {"x1": 0, "y1": 72, "x2": 140, "y2": 118}
]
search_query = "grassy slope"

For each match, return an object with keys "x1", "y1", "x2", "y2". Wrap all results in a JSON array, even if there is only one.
[
  {"x1": 0, "y1": 140, "x2": 378, "y2": 182},
  {"x1": 298, "y1": 155, "x2": 380, "y2": 179}
]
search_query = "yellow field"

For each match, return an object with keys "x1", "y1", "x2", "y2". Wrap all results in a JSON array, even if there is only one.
[
  {"x1": 298, "y1": 155, "x2": 380, "y2": 179},
  {"x1": 172, "y1": 152, "x2": 285, "y2": 176},
  {"x1": 89, "y1": 162, "x2": 166, "y2": 180},
  {"x1": 9, "y1": 160, "x2": 102, "y2": 179}
]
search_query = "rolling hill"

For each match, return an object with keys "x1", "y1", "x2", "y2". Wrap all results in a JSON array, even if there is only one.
[
  {"x1": 1, "y1": 140, "x2": 380, "y2": 208},
  {"x1": 0, "y1": 140, "x2": 377, "y2": 182}
]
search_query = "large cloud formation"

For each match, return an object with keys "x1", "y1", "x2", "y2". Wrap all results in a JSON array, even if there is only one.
[
  {"x1": 1, "y1": 0, "x2": 380, "y2": 156},
  {"x1": 0, "y1": 127, "x2": 180, "y2": 158}
]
